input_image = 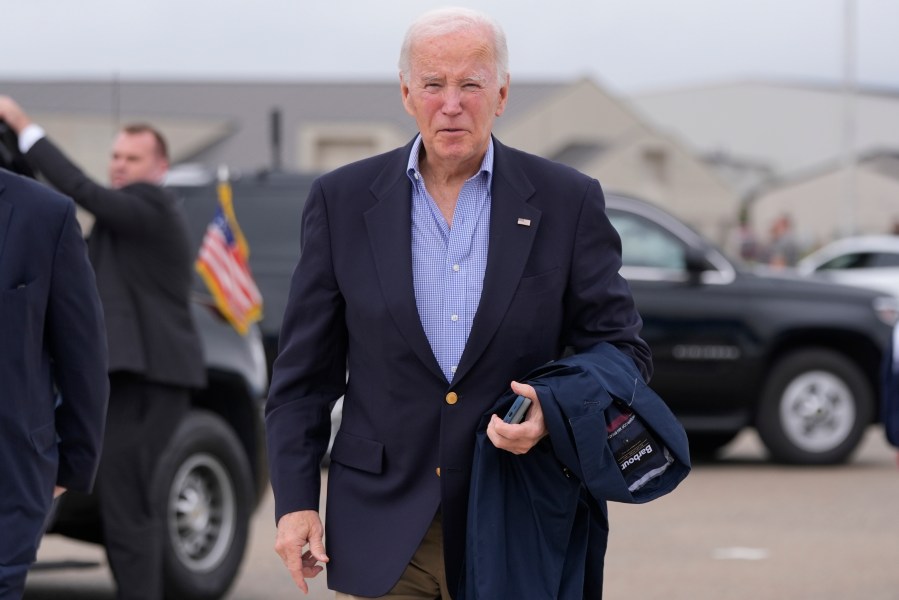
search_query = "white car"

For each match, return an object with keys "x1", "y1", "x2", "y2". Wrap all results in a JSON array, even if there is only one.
[{"x1": 797, "y1": 235, "x2": 899, "y2": 300}]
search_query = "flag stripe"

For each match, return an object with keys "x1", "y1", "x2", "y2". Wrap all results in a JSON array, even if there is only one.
[
  {"x1": 201, "y1": 229, "x2": 259, "y2": 303},
  {"x1": 195, "y1": 180, "x2": 263, "y2": 335}
]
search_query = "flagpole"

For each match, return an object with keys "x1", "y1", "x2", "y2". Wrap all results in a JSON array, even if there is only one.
[{"x1": 841, "y1": 0, "x2": 858, "y2": 238}]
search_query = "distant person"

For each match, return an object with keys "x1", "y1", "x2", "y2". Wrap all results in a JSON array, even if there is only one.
[
  {"x1": 0, "y1": 168, "x2": 108, "y2": 599},
  {"x1": 728, "y1": 220, "x2": 760, "y2": 265},
  {"x1": 767, "y1": 214, "x2": 799, "y2": 268},
  {"x1": 265, "y1": 7, "x2": 651, "y2": 599},
  {"x1": 0, "y1": 97, "x2": 206, "y2": 600}
]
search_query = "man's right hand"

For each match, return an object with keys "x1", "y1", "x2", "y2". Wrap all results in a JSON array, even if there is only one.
[{"x1": 274, "y1": 509, "x2": 329, "y2": 594}]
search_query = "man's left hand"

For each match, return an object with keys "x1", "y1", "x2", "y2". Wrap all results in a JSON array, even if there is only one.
[{"x1": 486, "y1": 380, "x2": 548, "y2": 454}]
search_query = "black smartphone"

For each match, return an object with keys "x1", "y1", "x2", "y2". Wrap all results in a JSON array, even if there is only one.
[{"x1": 503, "y1": 395, "x2": 531, "y2": 424}]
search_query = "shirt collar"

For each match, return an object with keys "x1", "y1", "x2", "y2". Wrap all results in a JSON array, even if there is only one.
[{"x1": 406, "y1": 134, "x2": 494, "y2": 189}]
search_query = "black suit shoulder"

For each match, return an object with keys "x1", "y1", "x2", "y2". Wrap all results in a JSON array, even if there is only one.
[
  {"x1": 493, "y1": 139, "x2": 598, "y2": 191},
  {"x1": 317, "y1": 145, "x2": 410, "y2": 189},
  {"x1": 0, "y1": 167, "x2": 73, "y2": 217}
]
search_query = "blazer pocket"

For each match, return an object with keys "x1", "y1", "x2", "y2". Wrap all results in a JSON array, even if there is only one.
[
  {"x1": 0, "y1": 284, "x2": 30, "y2": 355},
  {"x1": 329, "y1": 430, "x2": 384, "y2": 474},
  {"x1": 515, "y1": 267, "x2": 560, "y2": 297}
]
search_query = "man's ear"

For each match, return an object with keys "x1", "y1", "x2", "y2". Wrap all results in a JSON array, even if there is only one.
[
  {"x1": 495, "y1": 75, "x2": 510, "y2": 117},
  {"x1": 400, "y1": 74, "x2": 415, "y2": 117},
  {"x1": 154, "y1": 158, "x2": 170, "y2": 184}
]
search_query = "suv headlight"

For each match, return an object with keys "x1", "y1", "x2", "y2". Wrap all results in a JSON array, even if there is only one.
[{"x1": 874, "y1": 296, "x2": 899, "y2": 326}]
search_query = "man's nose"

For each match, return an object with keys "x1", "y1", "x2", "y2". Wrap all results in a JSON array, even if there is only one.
[{"x1": 441, "y1": 87, "x2": 463, "y2": 114}]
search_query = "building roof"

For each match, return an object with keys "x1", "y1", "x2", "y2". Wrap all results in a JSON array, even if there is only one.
[
  {"x1": 0, "y1": 78, "x2": 564, "y2": 174},
  {"x1": 629, "y1": 79, "x2": 899, "y2": 182}
]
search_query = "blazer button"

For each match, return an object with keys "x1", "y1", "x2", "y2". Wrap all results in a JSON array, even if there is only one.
[
  {"x1": 445, "y1": 392, "x2": 458, "y2": 405},
  {"x1": 436, "y1": 467, "x2": 441, "y2": 477}
]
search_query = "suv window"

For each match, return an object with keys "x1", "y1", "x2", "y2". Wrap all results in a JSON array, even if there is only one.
[
  {"x1": 871, "y1": 252, "x2": 899, "y2": 268},
  {"x1": 818, "y1": 251, "x2": 899, "y2": 270},
  {"x1": 818, "y1": 252, "x2": 874, "y2": 270},
  {"x1": 609, "y1": 210, "x2": 686, "y2": 270}
]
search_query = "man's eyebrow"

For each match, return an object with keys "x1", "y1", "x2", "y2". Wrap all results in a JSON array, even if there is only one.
[{"x1": 458, "y1": 74, "x2": 488, "y2": 85}]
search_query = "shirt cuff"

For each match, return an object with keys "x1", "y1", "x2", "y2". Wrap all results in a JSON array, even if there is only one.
[{"x1": 18, "y1": 123, "x2": 46, "y2": 153}]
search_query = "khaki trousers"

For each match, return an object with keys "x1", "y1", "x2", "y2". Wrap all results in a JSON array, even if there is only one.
[{"x1": 335, "y1": 512, "x2": 451, "y2": 600}]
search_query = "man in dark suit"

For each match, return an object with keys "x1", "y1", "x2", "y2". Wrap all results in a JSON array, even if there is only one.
[
  {"x1": 0, "y1": 98, "x2": 206, "y2": 600},
  {"x1": 0, "y1": 167, "x2": 108, "y2": 599},
  {"x1": 265, "y1": 7, "x2": 652, "y2": 599}
]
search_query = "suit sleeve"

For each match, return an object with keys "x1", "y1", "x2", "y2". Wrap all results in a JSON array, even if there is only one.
[
  {"x1": 26, "y1": 137, "x2": 173, "y2": 238},
  {"x1": 564, "y1": 179, "x2": 653, "y2": 381},
  {"x1": 46, "y1": 201, "x2": 109, "y2": 492},
  {"x1": 265, "y1": 180, "x2": 348, "y2": 521}
]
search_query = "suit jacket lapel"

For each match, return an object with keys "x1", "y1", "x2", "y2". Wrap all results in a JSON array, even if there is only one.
[
  {"x1": 364, "y1": 143, "x2": 446, "y2": 381},
  {"x1": 454, "y1": 139, "x2": 540, "y2": 384}
]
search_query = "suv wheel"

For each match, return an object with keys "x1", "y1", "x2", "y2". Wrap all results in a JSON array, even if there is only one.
[
  {"x1": 756, "y1": 349, "x2": 873, "y2": 465},
  {"x1": 154, "y1": 410, "x2": 253, "y2": 600}
]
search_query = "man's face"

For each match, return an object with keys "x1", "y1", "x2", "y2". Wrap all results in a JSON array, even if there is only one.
[
  {"x1": 108, "y1": 131, "x2": 168, "y2": 189},
  {"x1": 401, "y1": 26, "x2": 509, "y2": 173}
]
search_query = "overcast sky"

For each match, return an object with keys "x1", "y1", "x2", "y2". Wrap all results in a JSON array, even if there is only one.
[{"x1": 1, "y1": 0, "x2": 897, "y2": 94}]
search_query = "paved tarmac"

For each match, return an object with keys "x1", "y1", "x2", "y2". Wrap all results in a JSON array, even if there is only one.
[{"x1": 25, "y1": 427, "x2": 899, "y2": 599}]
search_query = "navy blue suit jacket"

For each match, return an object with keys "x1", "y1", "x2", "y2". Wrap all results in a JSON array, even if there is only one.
[
  {"x1": 0, "y1": 169, "x2": 108, "y2": 571},
  {"x1": 265, "y1": 138, "x2": 652, "y2": 597}
]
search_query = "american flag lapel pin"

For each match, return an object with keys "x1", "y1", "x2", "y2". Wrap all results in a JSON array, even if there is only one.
[{"x1": 517, "y1": 217, "x2": 531, "y2": 227}]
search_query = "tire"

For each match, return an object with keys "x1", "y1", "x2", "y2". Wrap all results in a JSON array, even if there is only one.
[
  {"x1": 153, "y1": 410, "x2": 254, "y2": 600},
  {"x1": 756, "y1": 349, "x2": 873, "y2": 465}
]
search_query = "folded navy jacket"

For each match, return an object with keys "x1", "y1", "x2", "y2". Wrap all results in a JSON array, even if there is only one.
[{"x1": 460, "y1": 342, "x2": 690, "y2": 599}]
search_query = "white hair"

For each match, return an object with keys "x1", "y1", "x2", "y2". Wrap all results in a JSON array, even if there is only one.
[{"x1": 398, "y1": 6, "x2": 509, "y2": 85}]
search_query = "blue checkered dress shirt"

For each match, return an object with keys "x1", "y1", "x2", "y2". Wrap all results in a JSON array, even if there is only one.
[{"x1": 407, "y1": 136, "x2": 493, "y2": 382}]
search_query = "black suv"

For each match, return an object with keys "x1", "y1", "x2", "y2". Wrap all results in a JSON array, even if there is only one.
[
  {"x1": 171, "y1": 171, "x2": 897, "y2": 467},
  {"x1": 607, "y1": 195, "x2": 895, "y2": 464},
  {"x1": 1, "y1": 127, "x2": 269, "y2": 600}
]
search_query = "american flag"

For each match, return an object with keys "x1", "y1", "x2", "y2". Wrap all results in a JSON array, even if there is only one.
[{"x1": 195, "y1": 174, "x2": 263, "y2": 335}]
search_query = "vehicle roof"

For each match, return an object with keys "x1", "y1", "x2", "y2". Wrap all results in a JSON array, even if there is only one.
[{"x1": 799, "y1": 234, "x2": 899, "y2": 269}]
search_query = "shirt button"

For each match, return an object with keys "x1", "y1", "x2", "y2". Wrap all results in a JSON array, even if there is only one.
[
  {"x1": 445, "y1": 392, "x2": 458, "y2": 405},
  {"x1": 452, "y1": 264, "x2": 460, "y2": 272},
  {"x1": 450, "y1": 365, "x2": 457, "y2": 374},
  {"x1": 450, "y1": 314, "x2": 459, "y2": 322}
]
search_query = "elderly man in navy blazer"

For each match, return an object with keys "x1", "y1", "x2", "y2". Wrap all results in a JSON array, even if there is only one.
[
  {"x1": 0, "y1": 168, "x2": 108, "y2": 599},
  {"x1": 265, "y1": 7, "x2": 652, "y2": 599}
]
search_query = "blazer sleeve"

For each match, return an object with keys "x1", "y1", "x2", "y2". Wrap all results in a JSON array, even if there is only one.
[
  {"x1": 265, "y1": 180, "x2": 348, "y2": 521},
  {"x1": 564, "y1": 179, "x2": 653, "y2": 380},
  {"x1": 26, "y1": 137, "x2": 175, "y2": 239},
  {"x1": 47, "y1": 200, "x2": 109, "y2": 492}
]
